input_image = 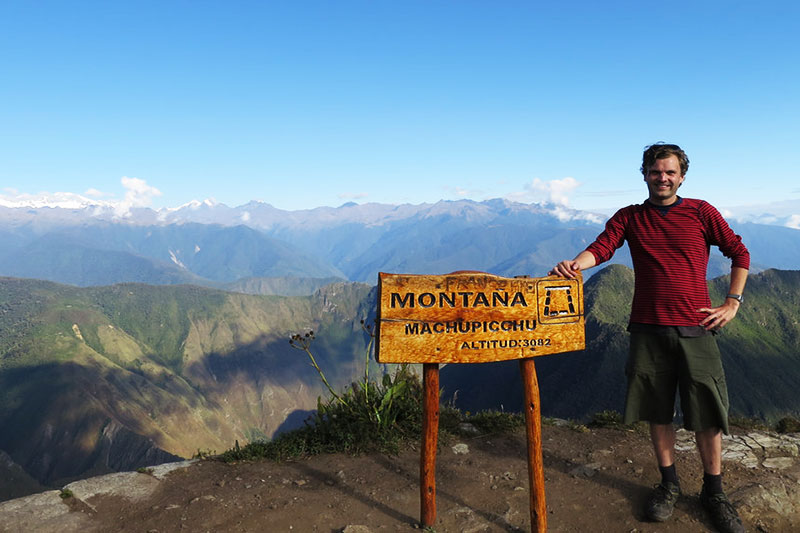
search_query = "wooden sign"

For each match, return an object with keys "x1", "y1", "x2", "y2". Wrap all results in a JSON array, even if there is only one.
[
  {"x1": 375, "y1": 270, "x2": 586, "y2": 532},
  {"x1": 376, "y1": 271, "x2": 585, "y2": 364}
]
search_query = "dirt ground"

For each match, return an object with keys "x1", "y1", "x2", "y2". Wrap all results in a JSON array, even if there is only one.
[{"x1": 52, "y1": 423, "x2": 799, "y2": 533}]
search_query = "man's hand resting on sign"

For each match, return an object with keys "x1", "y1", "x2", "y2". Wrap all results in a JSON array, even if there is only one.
[
  {"x1": 550, "y1": 251, "x2": 596, "y2": 279},
  {"x1": 550, "y1": 260, "x2": 582, "y2": 279}
]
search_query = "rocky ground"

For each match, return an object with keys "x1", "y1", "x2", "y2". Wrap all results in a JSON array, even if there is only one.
[{"x1": 1, "y1": 422, "x2": 799, "y2": 533}]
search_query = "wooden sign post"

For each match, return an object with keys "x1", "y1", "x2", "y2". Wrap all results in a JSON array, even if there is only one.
[{"x1": 376, "y1": 271, "x2": 585, "y2": 532}]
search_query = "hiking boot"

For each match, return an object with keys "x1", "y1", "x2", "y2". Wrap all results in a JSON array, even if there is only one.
[
  {"x1": 645, "y1": 481, "x2": 681, "y2": 522},
  {"x1": 700, "y1": 487, "x2": 745, "y2": 533}
]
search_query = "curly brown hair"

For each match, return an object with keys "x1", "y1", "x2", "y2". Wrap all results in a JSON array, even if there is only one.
[{"x1": 641, "y1": 143, "x2": 689, "y2": 177}]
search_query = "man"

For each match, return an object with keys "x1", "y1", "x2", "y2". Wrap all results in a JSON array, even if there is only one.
[{"x1": 551, "y1": 143, "x2": 749, "y2": 533}]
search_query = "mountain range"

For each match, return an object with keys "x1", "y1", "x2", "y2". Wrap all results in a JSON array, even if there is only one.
[{"x1": 1, "y1": 198, "x2": 798, "y2": 288}]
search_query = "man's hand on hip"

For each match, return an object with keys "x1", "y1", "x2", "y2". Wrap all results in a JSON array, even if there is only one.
[{"x1": 698, "y1": 300, "x2": 740, "y2": 330}]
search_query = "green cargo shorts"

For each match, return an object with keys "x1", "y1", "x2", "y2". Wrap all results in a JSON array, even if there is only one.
[{"x1": 624, "y1": 329, "x2": 730, "y2": 434}]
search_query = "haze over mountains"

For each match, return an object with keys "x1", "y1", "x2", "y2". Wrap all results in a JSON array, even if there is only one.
[
  {"x1": 2, "y1": 197, "x2": 799, "y2": 288},
  {"x1": 1, "y1": 197, "x2": 798, "y2": 501}
]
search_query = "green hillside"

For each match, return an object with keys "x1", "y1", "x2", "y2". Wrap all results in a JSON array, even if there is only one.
[
  {"x1": 0, "y1": 278, "x2": 373, "y2": 492},
  {"x1": 710, "y1": 269, "x2": 800, "y2": 418},
  {"x1": 440, "y1": 266, "x2": 800, "y2": 423},
  {"x1": 2, "y1": 267, "x2": 798, "y2": 500}
]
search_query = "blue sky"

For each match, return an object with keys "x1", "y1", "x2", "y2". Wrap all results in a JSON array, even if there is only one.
[{"x1": 1, "y1": 1, "x2": 799, "y2": 214}]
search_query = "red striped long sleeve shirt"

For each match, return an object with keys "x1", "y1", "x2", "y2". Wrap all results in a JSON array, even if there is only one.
[{"x1": 585, "y1": 197, "x2": 750, "y2": 327}]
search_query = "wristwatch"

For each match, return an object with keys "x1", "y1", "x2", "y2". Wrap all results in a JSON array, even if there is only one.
[{"x1": 726, "y1": 293, "x2": 744, "y2": 303}]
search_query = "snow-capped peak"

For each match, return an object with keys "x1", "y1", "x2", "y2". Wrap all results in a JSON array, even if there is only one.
[
  {"x1": 167, "y1": 198, "x2": 218, "y2": 212},
  {"x1": 0, "y1": 191, "x2": 114, "y2": 210}
]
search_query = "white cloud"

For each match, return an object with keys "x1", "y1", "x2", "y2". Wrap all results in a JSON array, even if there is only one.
[
  {"x1": 114, "y1": 177, "x2": 162, "y2": 217},
  {"x1": 507, "y1": 177, "x2": 580, "y2": 206},
  {"x1": 530, "y1": 177, "x2": 579, "y2": 206},
  {"x1": 787, "y1": 214, "x2": 800, "y2": 230}
]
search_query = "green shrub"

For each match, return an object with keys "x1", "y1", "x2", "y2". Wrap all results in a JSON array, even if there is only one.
[
  {"x1": 589, "y1": 410, "x2": 625, "y2": 428},
  {"x1": 776, "y1": 416, "x2": 800, "y2": 434},
  {"x1": 729, "y1": 415, "x2": 770, "y2": 432},
  {"x1": 438, "y1": 405, "x2": 463, "y2": 434},
  {"x1": 466, "y1": 410, "x2": 524, "y2": 434},
  {"x1": 193, "y1": 448, "x2": 217, "y2": 460}
]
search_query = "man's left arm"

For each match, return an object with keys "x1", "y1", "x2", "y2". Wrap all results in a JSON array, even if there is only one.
[{"x1": 698, "y1": 266, "x2": 748, "y2": 330}]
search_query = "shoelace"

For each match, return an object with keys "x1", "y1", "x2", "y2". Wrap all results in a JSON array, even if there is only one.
[{"x1": 705, "y1": 494, "x2": 739, "y2": 519}]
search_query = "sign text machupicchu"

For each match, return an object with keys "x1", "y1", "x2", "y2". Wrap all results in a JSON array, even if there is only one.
[{"x1": 376, "y1": 272, "x2": 585, "y2": 364}]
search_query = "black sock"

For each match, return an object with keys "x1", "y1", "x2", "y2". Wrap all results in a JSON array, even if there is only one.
[
  {"x1": 659, "y1": 463, "x2": 679, "y2": 485},
  {"x1": 703, "y1": 472, "x2": 723, "y2": 494}
]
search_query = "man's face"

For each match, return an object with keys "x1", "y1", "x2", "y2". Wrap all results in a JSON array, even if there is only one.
[{"x1": 644, "y1": 155, "x2": 685, "y2": 205}]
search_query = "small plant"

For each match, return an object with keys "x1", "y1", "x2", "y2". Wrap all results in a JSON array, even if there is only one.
[
  {"x1": 729, "y1": 414, "x2": 770, "y2": 432},
  {"x1": 466, "y1": 410, "x2": 524, "y2": 434},
  {"x1": 590, "y1": 409, "x2": 623, "y2": 427},
  {"x1": 438, "y1": 404, "x2": 463, "y2": 434},
  {"x1": 776, "y1": 416, "x2": 800, "y2": 434},
  {"x1": 193, "y1": 448, "x2": 217, "y2": 460},
  {"x1": 551, "y1": 419, "x2": 590, "y2": 433},
  {"x1": 360, "y1": 319, "x2": 375, "y2": 401},
  {"x1": 289, "y1": 331, "x2": 347, "y2": 407},
  {"x1": 59, "y1": 488, "x2": 73, "y2": 499},
  {"x1": 136, "y1": 467, "x2": 154, "y2": 475}
]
